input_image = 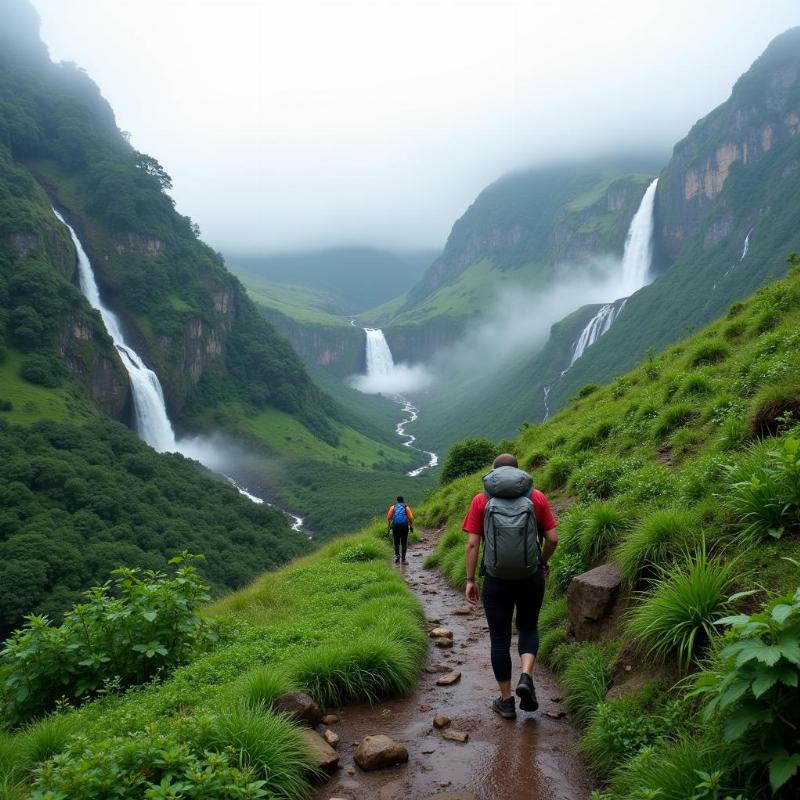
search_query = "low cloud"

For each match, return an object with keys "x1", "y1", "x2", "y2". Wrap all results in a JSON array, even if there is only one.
[{"x1": 349, "y1": 362, "x2": 434, "y2": 395}]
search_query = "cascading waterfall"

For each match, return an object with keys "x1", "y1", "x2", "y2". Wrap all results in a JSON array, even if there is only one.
[
  {"x1": 360, "y1": 328, "x2": 438, "y2": 476},
  {"x1": 564, "y1": 178, "x2": 658, "y2": 369},
  {"x1": 54, "y1": 208, "x2": 304, "y2": 532},
  {"x1": 54, "y1": 208, "x2": 178, "y2": 454}
]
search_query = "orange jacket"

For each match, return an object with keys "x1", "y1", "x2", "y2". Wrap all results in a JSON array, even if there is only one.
[{"x1": 387, "y1": 503, "x2": 414, "y2": 524}]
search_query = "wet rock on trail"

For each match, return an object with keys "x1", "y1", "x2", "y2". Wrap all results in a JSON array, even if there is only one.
[
  {"x1": 323, "y1": 729, "x2": 340, "y2": 747},
  {"x1": 442, "y1": 729, "x2": 469, "y2": 743},
  {"x1": 429, "y1": 627, "x2": 453, "y2": 639},
  {"x1": 322, "y1": 713, "x2": 340, "y2": 725},
  {"x1": 433, "y1": 715, "x2": 451, "y2": 729},
  {"x1": 301, "y1": 729, "x2": 339, "y2": 773},
  {"x1": 273, "y1": 692, "x2": 323, "y2": 727},
  {"x1": 353, "y1": 735, "x2": 409, "y2": 771},
  {"x1": 436, "y1": 671, "x2": 462, "y2": 686}
]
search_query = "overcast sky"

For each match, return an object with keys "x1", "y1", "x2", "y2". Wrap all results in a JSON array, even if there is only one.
[{"x1": 32, "y1": 0, "x2": 799, "y2": 254}]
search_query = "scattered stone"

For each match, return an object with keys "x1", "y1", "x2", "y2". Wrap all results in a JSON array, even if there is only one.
[
  {"x1": 419, "y1": 703, "x2": 433, "y2": 712},
  {"x1": 425, "y1": 663, "x2": 451, "y2": 673},
  {"x1": 300, "y1": 729, "x2": 339, "y2": 773},
  {"x1": 429, "y1": 627, "x2": 453, "y2": 639},
  {"x1": 421, "y1": 745, "x2": 436, "y2": 754},
  {"x1": 354, "y1": 735, "x2": 409, "y2": 771},
  {"x1": 433, "y1": 638, "x2": 453, "y2": 649},
  {"x1": 454, "y1": 606, "x2": 472, "y2": 615},
  {"x1": 321, "y1": 714, "x2": 340, "y2": 725},
  {"x1": 549, "y1": 696, "x2": 563, "y2": 703},
  {"x1": 566, "y1": 563, "x2": 622, "y2": 641},
  {"x1": 545, "y1": 710, "x2": 567, "y2": 720},
  {"x1": 442, "y1": 729, "x2": 469, "y2": 743},
  {"x1": 433, "y1": 715, "x2": 451, "y2": 729},
  {"x1": 426, "y1": 617, "x2": 441, "y2": 624},
  {"x1": 272, "y1": 692, "x2": 323, "y2": 727},
  {"x1": 323, "y1": 729, "x2": 340, "y2": 748},
  {"x1": 436, "y1": 671, "x2": 462, "y2": 687},
  {"x1": 440, "y1": 780, "x2": 452, "y2": 787}
]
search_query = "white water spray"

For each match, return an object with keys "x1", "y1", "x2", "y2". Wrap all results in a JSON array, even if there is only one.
[
  {"x1": 364, "y1": 328, "x2": 395, "y2": 377},
  {"x1": 54, "y1": 208, "x2": 304, "y2": 532},
  {"x1": 741, "y1": 228, "x2": 753, "y2": 260},
  {"x1": 564, "y1": 178, "x2": 658, "y2": 369}
]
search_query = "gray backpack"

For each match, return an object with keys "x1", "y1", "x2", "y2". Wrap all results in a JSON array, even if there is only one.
[{"x1": 482, "y1": 466, "x2": 540, "y2": 580}]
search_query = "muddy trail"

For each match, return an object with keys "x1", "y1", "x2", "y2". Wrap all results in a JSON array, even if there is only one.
[{"x1": 314, "y1": 528, "x2": 592, "y2": 800}]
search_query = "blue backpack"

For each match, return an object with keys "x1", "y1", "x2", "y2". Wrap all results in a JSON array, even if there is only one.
[{"x1": 392, "y1": 503, "x2": 408, "y2": 525}]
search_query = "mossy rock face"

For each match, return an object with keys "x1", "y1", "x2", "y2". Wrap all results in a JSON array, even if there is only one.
[{"x1": 747, "y1": 385, "x2": 800, "y2": 439}]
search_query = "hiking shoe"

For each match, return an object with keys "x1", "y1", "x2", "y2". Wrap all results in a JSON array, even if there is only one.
[
  {"x1": 394, "y1": 556, "x2": 400, "y2": 563},
  {"x1": 491, "y1": 696, "x2": 517, "y2": 719},
  {"x1": 401, "y1": 559, "x2": 408, "y2": 564},
  {"x1": 516, "y1": 673, "x2": 538, "y2": 712}
]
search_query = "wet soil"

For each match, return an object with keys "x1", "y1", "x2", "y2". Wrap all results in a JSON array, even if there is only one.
[{"x1": 313, "y1": 529, "x2": 593, "y2": 800}]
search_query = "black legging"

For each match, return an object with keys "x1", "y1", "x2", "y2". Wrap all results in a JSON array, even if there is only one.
[
  {"x1": 392, "y1": 524, "x2": 409, "y2": 559},
  {"x1": 482, "y1": 570, "x2": 546, "y2": 682}
]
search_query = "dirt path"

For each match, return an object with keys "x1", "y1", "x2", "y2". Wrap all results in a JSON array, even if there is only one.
[{"x1": 314, "y1": 529, "x2": 592, "y2": 800}]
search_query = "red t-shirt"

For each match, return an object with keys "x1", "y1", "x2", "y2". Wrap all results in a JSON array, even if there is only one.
[{"x1": 462, "y1": 490, "x2": 557, "y2": 536}]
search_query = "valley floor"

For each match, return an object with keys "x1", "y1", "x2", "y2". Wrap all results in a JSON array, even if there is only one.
[{"x1": 315, "y1": 528, "x2": 591, "y2": 800}]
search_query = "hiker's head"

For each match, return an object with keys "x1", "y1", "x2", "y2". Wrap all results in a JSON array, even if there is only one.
[
  {"x1": 397, "y1": 495, "x2": 404, "y2": 503},
  {"x1": 493, "y1": 453, "x2": 518, "y2": 469}
]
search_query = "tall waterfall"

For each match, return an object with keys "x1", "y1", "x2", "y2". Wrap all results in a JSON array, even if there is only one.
[
  {"x1": 565, "y1": 178, "x2": 658, "y2": 368},
  {"x1": 359, "y1": 327, "x2": 438, "y2": 476},
  {"x1": 53, "y1": 208, "x2": 304, "y2": 531},
  {"x1": 364, "y1": 328, "x2": 395, "y2": 376},
  {"x1": 54, "y1": 209, "x2": 178, "y2": 453}
]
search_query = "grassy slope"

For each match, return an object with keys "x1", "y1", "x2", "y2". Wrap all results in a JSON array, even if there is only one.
[
  {"x1": 0, "y1": 527, "x2": 426, "y2": 799},
  {"x1": 0, "y1": 349, "x2": 95, "y2": 425},
  {"x1": 419, "y1": 262, "x2": 800, "y2": 798}
]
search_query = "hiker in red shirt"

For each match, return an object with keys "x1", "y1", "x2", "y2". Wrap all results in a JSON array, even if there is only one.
[{"x1": 462, "y1": 453, "x2": 558, "y2": 719}]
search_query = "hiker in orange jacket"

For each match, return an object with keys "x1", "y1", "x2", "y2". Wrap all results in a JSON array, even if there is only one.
[{"x1": 387, "y1": 496, "x2": 414, "y2": 564}]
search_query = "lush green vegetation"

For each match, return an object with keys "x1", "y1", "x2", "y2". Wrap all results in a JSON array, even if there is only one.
[
  {"x1": 0, "y1": 526, "x2": 425, "y2": 799},
  {"x1": 0, "y1": 417, "x2": 304, "y2": 637},
  {"x1": 418, "y1": 260, "x2": 800, "y2": 797}
]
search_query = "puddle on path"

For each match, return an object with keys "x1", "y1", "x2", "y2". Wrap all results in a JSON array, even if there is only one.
[{"x1": 313, "y1": 529, "x2": 592, "y2": 800}]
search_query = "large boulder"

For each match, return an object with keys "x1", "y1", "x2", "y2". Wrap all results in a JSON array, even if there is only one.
[
  {"x1": 300, "y1": 729, "x2": 339, "y2": 774},
  {"x1": 354, "y1": 735, "x2": 409, "y2": 771},
  {"x1": 272, "y1": 692, "x2": 323, "y2": 727},
  {"x1": 567, "y1": 563, "x2": 622, "y2": 641}
]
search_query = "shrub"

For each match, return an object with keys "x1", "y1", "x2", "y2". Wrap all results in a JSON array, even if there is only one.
[
  {"x1": 693, "y1": 574, "x2": 800, "y2": 794},
  {"x1": 626, "y1": 546, "x2": 737, "y2": 671},
  {"x1": 615, "y1": 507, "x2": 696, "y2": 584},
  {"x1": 19, "y1": 354, "x2": 64, "y2": 388},
  {"x1": 562, "y1": 644, "x2": 612, "y2": 725},
  {"x1": 723, "y1": 438, "x2": 800, "y2": 543},
  {"x1": 29, "y1": 729, "x2": 272, "y2": 800},
  {"x1": 538, "y1": 625, "x2": 567, "y2": 667},
  {"x1": 580, "y1": 694, "x2": 683, "y2": 778},
  {"x1": 549, "y1": 551, "x2": 586, "y2": 595},
  {"x1": 718, "y1": 414, "x2": 747, "y2": 452},
  {"x1": 0, "y1": 398, "x2": 11, "y2": 412},
  {"x1": 440, "y1": 438, "x2": 497, "y2": 485},
  {"x1": 723, "y1": 319, "x2": 747, "y2": 340},
  {"x1": 569, "y1": 421, "x2": 613, "y2": 454},
  {"x1": 690, "y1": 342, "x2": 730, "y2": 367},
  {"x1": 568, "y1": 455, "x2": 629, "y2": 501},
  {"x1": 654, "y1": 403, "x2": 697, "y2": 439},
  {"x1": 726, "y1": 301, "x2": 746, "y2": 319},
  {"x1": 0, "y1": 554, "x2": 217, "y2": 726},
  {"x1": 539, "y1": 596, "x2": 567, "y2": 631},
  {"x1": 336, "y1": 540, "x2": 385, "y2": 563},
  {"x1": 579, "y1": 502, "x2": 630, "y2": 563},
  {"x1": 539, "y1": 454, "x2": 574, "y2": 491},
  {"x1": 577, "y1": 383, "x2": 599, "y2": 398},
  {"x1": 618, "y1": 463, "x2": 679, "y2": 505},
  {"x1": 238, "y1": 665, "x2": 292, "y2": 710}
]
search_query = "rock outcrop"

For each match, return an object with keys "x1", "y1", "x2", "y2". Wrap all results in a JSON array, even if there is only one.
[
  {"x1": 272, "y1": 692, "x2": 323, "y2": 727},
  {"x1": 566, "y1": 563, "x2": 622, "y2": 641}
]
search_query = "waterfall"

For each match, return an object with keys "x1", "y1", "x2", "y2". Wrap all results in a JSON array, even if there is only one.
[
  {"x1": 563, "y1": 178, "x2": 658, "y2": 370},
  {"x1": 359, "y1": 327, "x2": 438, "y2": 476},
  {"x1": 54, "y1": 209, "x2": 178, "y2": 453},
  {"x1": 364, "y1": 328, "x2": 395, "y2": 376},
  {"x1": 741, "y1": 228, "x2": 753, "y2": 260},
  {"x1": 54, "y1": 208, "x2": 305, "y2": 532}
]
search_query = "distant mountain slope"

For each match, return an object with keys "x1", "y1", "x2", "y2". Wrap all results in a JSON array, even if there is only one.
[{"x1": 230, "y1": 247, "x2": 437, "y2": 315}]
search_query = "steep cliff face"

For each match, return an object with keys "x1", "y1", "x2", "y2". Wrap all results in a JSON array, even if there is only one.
[
  {"x1": 653, "y1": 27, "x2": 800, "y2": 269},
  {"x1": 259, "y1": 307, "x2": 365, "y2": 378}
]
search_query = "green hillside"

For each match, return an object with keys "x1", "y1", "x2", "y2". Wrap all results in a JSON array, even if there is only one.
[
  {"x1": 421, "y1": 255, "x2": 800, "y2": 799},
  {"x1": 229, "y1": 247, "x2": 437, "y2": 315}
]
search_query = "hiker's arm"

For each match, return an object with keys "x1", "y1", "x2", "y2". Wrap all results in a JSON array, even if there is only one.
[
  {"x1": 541, "y1": 527, "x2": 558, "y2": 566},
  {"x1": 465, "y1": 533, "x2": 481, "y2": 604}
]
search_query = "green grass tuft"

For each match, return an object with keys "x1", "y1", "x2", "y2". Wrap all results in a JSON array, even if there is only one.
[
  {"x1": 579, "y1": 501, "x2": 630, "y2": 563},
  {"x1": 625, "y1": 546, "x2": 737, "y2": 671},
  {"x1": 561, "y1": 644, "x2": 612, "y2": 725},
  {"x1": 615, "y1": 507, "x2": 697, "y2": 584}
]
